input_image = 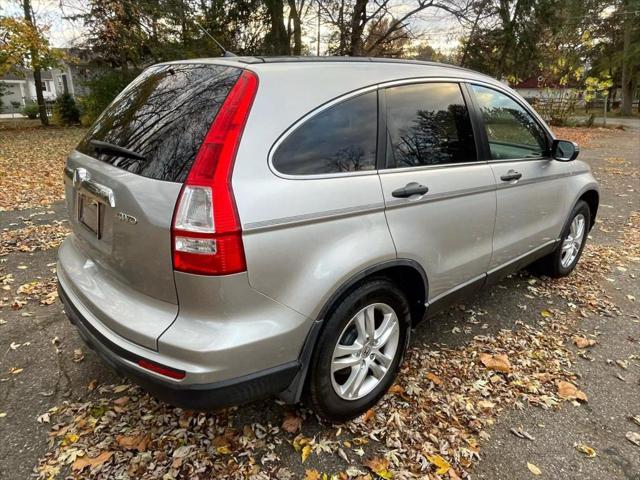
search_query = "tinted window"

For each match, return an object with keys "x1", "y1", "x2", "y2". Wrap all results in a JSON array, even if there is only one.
[
  {"x1": 77, "y1": 64, "x2": 241, "y2": 182},
  {"x1": 385, "y1": 83, "x2": 476, "y2": 168},
  {"x1": 273, "y1": 92, "x2": 378, "y2": 175},
  {"x1": 471, "y1": 84, "x2": 548, "y2": 160}
]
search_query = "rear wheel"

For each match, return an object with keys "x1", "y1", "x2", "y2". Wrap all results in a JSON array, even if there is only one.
[
  {"x1": 305, "y1": 278, "x2": 410, "y2": 422},
  {"x1": 533, "y1": 200, "x2": 591, "y2": 277}
]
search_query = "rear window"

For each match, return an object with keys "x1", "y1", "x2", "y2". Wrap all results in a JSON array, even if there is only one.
[
  {"x1": 76, "y1": 64, "x2": 241, "y2": 182},
  {"x1": 272, "y1": 91, "x2": 378, "y2": 175}
]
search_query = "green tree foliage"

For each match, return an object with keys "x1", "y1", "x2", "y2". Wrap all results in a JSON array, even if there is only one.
[
  {"x1": 53, "y1": 93, "x2": 81, "y2": 126},
  {"x1": 21, "y1": 101, "x2": 39, "y2": 118}
]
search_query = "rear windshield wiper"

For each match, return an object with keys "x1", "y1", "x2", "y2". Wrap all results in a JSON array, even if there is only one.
[{"x1": 90, "y1": 140, "x2": 147, "y2": 162}]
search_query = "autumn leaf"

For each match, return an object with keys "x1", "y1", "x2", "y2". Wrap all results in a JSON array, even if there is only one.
[
  {"x1": 301, "y1": 444, "x2": 312, "y2": 463},
  {"x1": 304, "y1": 469, "x2": 322, "y2": 480},
  {"x1": 527, "y1": 462, "x2": 542, "y2": 475},
  {"x1": 479, "y1": 352, "x2": 511, "y2": 373},
  {"x1": 426, "y1": 454, "x2": 451, "y2": 475},
  {"x1": 116, "y1": 432, "x2": 151, "y2": 452},
  {"x1": 540, "y1": 309, "x2": 552, "y2": 318},
  {"x1": 572, "y1": 336, "x2": 596, "y2": 349},
  {"x1": 71, "y1": 451, "x2": 113, "y2": 472},
  {"x1": 112, "y1": 396, "x2": 129, "y2": 406},
  {"x1": 626, "y1": 431, "x2": 640, "y2": 447},
  {"x1": 556, "y1": 380, "x2": 588, "y2": 401},
  {"x1": 576, "y1": 444, "x2": 596, "y2": 457},
  {"x1": 426, "y1": 372, "x2": 443, "y2": 386},
  {"x1": 365, "y1": 456, "x2": 393, "y2": 479},
  {"x1": 362, "y1": 408, "x2": 375, "y2": 423},
  {"x1": 388, "y1": 384, "x2": 404, "y2": 395},
  {"x1": 282, "y1": 412, "x2": 303, "y2": 433}
]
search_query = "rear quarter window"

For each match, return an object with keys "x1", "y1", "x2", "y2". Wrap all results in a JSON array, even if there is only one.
[
  {"x1": 76, "y1": 64, "x2": 241, "y2": 182},
  {"x1": 272, "y1": 91, "x2": 378, "y2": 176}
]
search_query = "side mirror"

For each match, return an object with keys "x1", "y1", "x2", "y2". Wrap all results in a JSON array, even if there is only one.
[{"x1": 552, "y1": 139, "x2": 579, "y2": 161}]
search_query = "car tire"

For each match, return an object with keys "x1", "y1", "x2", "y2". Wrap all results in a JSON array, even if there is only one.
[
  {"x1": 305, "y1": 278, "x2": 410, "y2": 423},
  {"x1": 533, "y1": 200, "x2": 591, "y2": 278}
]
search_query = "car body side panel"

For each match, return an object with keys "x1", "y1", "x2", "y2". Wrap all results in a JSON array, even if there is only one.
[
  {"x1": 239, "y1": 175, "x2": 395, "y2": 320},
  {"x1": 488, "y1": 158, "x2": 574, "y2": 268},
  {"x1": 157, "y1": 272, "x2": 311, "y2": 383},
  {"x1": 379, "y1": 164, "x2": 497, "y2": 299}
]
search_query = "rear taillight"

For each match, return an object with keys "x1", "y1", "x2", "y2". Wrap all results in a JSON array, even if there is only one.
[{"x1": 171, "y1": 70, "x2": 258, "y2": 275}]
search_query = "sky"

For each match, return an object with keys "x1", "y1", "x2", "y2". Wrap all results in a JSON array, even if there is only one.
[{"x1": 1, "y1": 0, "x2": 466, "y2": 54}]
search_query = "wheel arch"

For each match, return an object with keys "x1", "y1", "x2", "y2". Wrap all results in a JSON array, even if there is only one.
[
  {"x1": 578, "y1": 188, "x2": 599, "y2": 231},
  {"x1": 279, "y1": 259, "x2": 428, "y2": 404}
]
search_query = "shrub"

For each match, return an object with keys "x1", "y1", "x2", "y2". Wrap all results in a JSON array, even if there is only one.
[
  {"x1": 53, "y1": 93, "x2": 80, "y2": 125},
  {"x1": 22, "y1": 102, "x2": 39, "y2": 119}
]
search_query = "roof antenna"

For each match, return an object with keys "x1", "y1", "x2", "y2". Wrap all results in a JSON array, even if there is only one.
[{"x1": 194, "y1": 20, "x2": 237, "y2": 57}]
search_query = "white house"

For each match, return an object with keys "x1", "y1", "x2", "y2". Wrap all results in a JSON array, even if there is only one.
[{"x1": 0, "y1": 63, "x2": 77, "y2": 113}]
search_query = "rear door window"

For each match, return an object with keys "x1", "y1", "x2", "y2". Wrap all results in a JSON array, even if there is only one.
[
  {"x1": 385, "y1": 82, "x2": 477, "y2": 168},
  {"x1": 76, "y1": 64, "x2": 241, "y2": 182},
  {"x1": 272, "y1": 91, "x2": 378, "y2": 175}
]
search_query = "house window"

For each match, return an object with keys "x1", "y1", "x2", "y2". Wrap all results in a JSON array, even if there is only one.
[{"x1": 41, "y1": 81, "x2": 47, "y2": 91}]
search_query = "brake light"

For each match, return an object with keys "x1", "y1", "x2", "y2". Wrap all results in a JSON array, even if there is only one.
[{"x1": 172, "y1": 70, "x2": 258, "y2": 275}]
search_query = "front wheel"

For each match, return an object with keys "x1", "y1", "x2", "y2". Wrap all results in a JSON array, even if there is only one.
[
  {"x1": 305, "y1": 278, "x2": 410, "y2": 422},
  {"x1": 533, "y1": 200, "x2": 591, "y2": 277}
]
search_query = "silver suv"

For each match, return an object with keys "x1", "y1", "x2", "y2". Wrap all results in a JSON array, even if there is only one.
[{"x1": 58, "y1": 57, "x2": 598, "y2": 421}]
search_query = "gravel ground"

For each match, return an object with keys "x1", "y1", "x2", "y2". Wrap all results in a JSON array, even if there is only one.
[{"x1": 0, "y1": 127, "x2": 638, "y2": 479}]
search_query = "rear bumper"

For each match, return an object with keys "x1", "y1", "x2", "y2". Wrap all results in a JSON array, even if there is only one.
[{"x1": 59, "y1": 283, "x2": 300, "y2": 410}]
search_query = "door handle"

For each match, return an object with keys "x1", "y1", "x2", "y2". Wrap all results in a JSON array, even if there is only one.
[
  {"x1": 500, "y1": 170, "x2": 522, "y2": 182},
  {"x1": 392, "y1": 182, "x2": 429, "y2": 198}
]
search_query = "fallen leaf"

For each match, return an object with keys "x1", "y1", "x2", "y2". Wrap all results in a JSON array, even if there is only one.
[
  {"x1": 511, "y1": 427, "x2": 535, "y2": 441},
  {"x1": 427, "y1": 454, "x2": 451, "y2": 475},
  {"x1": 527, "y1": 462, "x2": 542, "y2": 475},
  {"x1": 71, "y1": 451, "x2": 113, "y2": 472},
  {"x1": 572, "y1": 336, "x2": 596, "y2": 349},
  {"x1": 116, "y1": 433, "x2": 151, "y2": 452},
  {"x1": 540, "y1": 309, "x2": 552, "y2": 318},
  {"x1": 304, "y1": 469, "x2": 322, "y2": 480},
  {"x1": 626, "y1": 431, "x2": 640, "y2": 447},
  {"x1": 87, "y1": 379, "x2": 98, "y2": 391},
  {"x1": 36, "y1": 413, "x2": 50, "y2": 424},
  {"x1": 9, "y1": 367, "x2": 23, "y2": 375},
  {"x1": 301, "y1": 444, "x2": 312, "y2": 463},
  {"x1": 479, "y1": 352, "x2": 511, "y2": 373},
  {"x1": 365, "y1": 456, "x2": 393, "y2": 479},
  {"x1": 556, "y1": 381, "x2": 588, "y2": 402},
  {"x1": 576, "y1": 444, "x2": 596, "y2": 457},
  {"x1": 362, "y1": 408, "x2": 375, "y2": 423},
  {"x1": 282, "y1": 412, "x2": 303, "y2": 433},
  {"x1": 388, "y1": 384, "x2": 404, "y2": 395},
  {"x1": 113, "y1": 396, "x2": 129, "y2": 406},
  {"x1": 426, "y1": 372, "x2": 443, "y2": 386},
  {"x1": 72, "y1": 349, "x2": 85, "y2": 363}
]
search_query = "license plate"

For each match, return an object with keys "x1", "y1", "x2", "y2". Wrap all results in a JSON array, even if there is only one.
[{"x1": 78, "y1": 193, "x2": 102, "y2": 238}]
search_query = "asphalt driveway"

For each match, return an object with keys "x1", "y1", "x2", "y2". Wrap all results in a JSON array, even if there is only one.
[{"x1": 0, "y1": 125, "x2": 638, "y2": 479}]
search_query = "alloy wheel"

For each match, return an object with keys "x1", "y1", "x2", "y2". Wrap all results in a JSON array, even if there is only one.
[
  {"x1": 561, "y1": 213, "x2": 586, "y2": 268},
  {"x1": 330, "y1": 303, "x2": 400, "y2": 401}
]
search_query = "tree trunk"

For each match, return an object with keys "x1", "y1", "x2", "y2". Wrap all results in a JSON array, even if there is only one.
[
  {"x1": 348, "y1": 0, "x2": 368, "y2": 56},
  {"x1": 22, "y1": 0, "x2": 48, "y2": 126},
  {"x1": 620, "y1": 0, "x2": 633, "y2": 116},
  {"x1": 265, "y1": 0, "x2": 290, "y2": 55},
  {"x1": 287, "y1": 0, "x2": 303, "y2": 55}
]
